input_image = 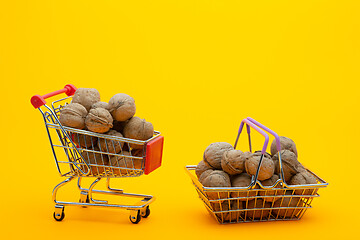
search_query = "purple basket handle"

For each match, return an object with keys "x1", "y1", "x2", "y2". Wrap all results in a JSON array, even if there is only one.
[
  {"x1": 246, "y1": 117, "x2": 281, "y2": 152},
  {"x1": 234, "y1": 119, "x2": 269, "y2": 155},
  {"x1": 246, "y1": 117, "x2": 286, "y2": 183}
]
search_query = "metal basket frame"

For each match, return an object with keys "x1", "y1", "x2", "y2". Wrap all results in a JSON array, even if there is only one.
[
  {"x1": 185, "y1": 117, "x2": 328, "y2": 224},
  {"x1": 41, "y1": 96, "x2": 161, "y2": 178}
]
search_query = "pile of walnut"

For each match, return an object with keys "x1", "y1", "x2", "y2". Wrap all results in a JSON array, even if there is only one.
[
  {"x1": 196, "y1": 137, "x2": 318, "y2": 199},
  {"x1": 59, "y1": 88, "x2": 154, "y2": 175}
]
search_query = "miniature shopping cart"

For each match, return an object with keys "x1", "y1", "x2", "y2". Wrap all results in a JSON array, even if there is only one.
[
  {"x1": 31, "y1": 84, "x2": 164, "y2": 224},
  {"x1": 185, "y1": 117, "x2": 328, "y2": 224}
]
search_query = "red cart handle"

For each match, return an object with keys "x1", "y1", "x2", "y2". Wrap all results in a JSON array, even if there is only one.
[{"x1": 31, "y1": 84, "x2": 77, "y2": 108}]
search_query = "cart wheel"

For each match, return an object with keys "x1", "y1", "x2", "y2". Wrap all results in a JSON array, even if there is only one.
[
  {"x1": 129, "y1": 211, "x2": 141, "y2": 224},
  {"x1": 53, "y1": 210, "x2": 65, "y2": 221},
  {"x1": 142, "y1": 206, "x2": 150, "y2": 218}
]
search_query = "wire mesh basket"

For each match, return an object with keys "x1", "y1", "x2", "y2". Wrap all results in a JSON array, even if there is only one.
[
  {"x1": 31, "y1": 84, "x2": 164, "y2": 223},
  {"x1": 185, "y1": 117, "x2": 328, "y2": 224},
  {"x1": 47, "y1": 96, "x2": 163, "y2": 178}
]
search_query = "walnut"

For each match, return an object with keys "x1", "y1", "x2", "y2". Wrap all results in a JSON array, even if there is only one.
[
  {"x1": 272, "y1": 197, "x2": 303, "y2": 218},
  {"x1": 196, "y1": 160, "x2": 213, "y2": 178},
  {"x1": 123, "y1": 117, "x2": 154, "y2": 149},
  {"x1": 272, "y1": 150, "x2": 305, "y2": 183},
  {"x1": 108, "y1": 151, "x2": 143, "y2": 176},
  {"x1": 199, "y1": 169, "x2": 214, "y2": 183},
  {"x1": 91, "y1": 101, "x2": 109, "y2": 110},
  {"x1": 72, "y1": 133, "x2": 97, "y2": 148},
  {"x1": 259, "y1": 174, "x2": 285, "y2": 202},
  {"x1": 289, "y1": 171, "x2": 318, "y2": 195},
  {"x1": 270, "y1": 136, "x2": 298, "y2": 157},
  {"x1": 221, "y1": 150, "x2": 244, "y2": 175},
  {"x1": 71, "y1": 88, "x2": 100, "y2": 111},
  {"x1": 230, "y1": 173, "x2": 257, "y2": 200},
  {"x1": 81, "y1": 151, "x2": 108, "y2": 176},
  {"x1": 203, "y1": 142, "x2": 234, "y2": 170},
  {"x1": 108, "y1": 93, "x2": 136, "y2": 121},
  {"x1": 59, "y1": 103, "x2": 87, "y2": 129},
  {"x1": 245, "y1": 198, "x2": 272, "y2": 219},
  {"x1": 245, "y1": 153, "x2": 275, "y2": 181},
  {"x1": 98, "y1": 130, "x2": 124, "y2": 154},
  {"x1": 202, "y1": 170, "x2": 231, "y2": 200},
  {"x1": 213, "y1": 200, "x2": 241, "y2": 223},
  {"x1": 112, "y1": 119, "x2": 129, "y2": 133},
  {"x1": 85, "y1": 108, "x2": 113, "y2": 133}
]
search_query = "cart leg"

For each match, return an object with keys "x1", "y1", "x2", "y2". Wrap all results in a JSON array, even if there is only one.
[
  {"x1": 88, "y1": 178, "x2": 108, "y2": 204},
  {"x1": 52, "y1": 176, "x2": 76, "y2": 203},
  {"x1": 77, "y1": 177, "x2": 85, "y2": 191},
  {"x1": 79, "y1": 191, "x2": 90, "y2": 204},
  {"x1": 140, "y1": 206, "x2": 150, "y2": 218},
  {"x1": 106, "y1": 177, "x2": 123, "y2": 193},
  {"x1": 53, "y1": 205, "x2": 65, "y2": 221}
]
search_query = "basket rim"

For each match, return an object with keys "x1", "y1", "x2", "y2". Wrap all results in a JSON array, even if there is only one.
[{"x1": 185, "y1": 165, "x2": 328, "y2": 193}]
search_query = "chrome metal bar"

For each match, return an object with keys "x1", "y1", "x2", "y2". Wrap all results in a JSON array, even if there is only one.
[
  {"x1": 52, "y1": 176, "x2": 76, "y2": 203},
  {"x1": 77, "y1": 176, "x2": 152, "y2": 198},
  {"x1": 53, "y1": 201, "x2": 152, "y2": 210},
  {"x1": 106, "y1": 178, "x2": 123, "y2": 193},
  {"x1": 88, "y1": 178, "x2": 108, "y2": 204},
  {"x1": 43, "y1": 105, "x2": 89, "y2": 175}
]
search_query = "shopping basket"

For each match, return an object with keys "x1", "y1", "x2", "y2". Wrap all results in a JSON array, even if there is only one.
[
  {"x1": 185, "y1": 117, "x2": 328, "y2": 224},
  {"x1": 31, "y1": 84, "x2": 164, "y2": 223}
]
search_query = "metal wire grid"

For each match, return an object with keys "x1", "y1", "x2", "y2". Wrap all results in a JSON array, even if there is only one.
[
  {"x1": 185, "y1": 165, "x2": 327, "y2": 224},
  {"x1": 42, "y1": 97, "x2": 160, "y2": 178}
]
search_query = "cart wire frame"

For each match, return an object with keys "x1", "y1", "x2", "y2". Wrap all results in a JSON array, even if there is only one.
[
  {"x1": 31, "y1": 84, "x2": 164, "y2": 223},
  {"x1": 185, "y1": 117, "x2": 328, "y2": 224}
]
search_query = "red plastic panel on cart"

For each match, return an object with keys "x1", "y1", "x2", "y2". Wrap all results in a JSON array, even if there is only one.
[{"x1": 144, "y1": 136, "x2": 164, "y2": 175}]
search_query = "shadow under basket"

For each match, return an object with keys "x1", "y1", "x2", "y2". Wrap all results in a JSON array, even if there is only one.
[{"x1": 185, "y1": 165, "x2": 328, "y2": 224}]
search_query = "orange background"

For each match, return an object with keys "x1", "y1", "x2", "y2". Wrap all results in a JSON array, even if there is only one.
[{"x1": 1, "y1": 0, "x2": 359, "y2": 239}]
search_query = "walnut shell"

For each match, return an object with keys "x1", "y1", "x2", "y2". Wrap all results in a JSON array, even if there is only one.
[
  {"x1": 245, "y1": 154, "x2": 275, "y2": 181},
  {"x1": 231, "y1": 173, "x2": 252, "y2": 187},
  {"x1": 98, "y1": 130, "x2": 124, "y2": 154},
  {"x1": 290, "y1": 171, "x2": 318, "y2": 195},
  {"x1": 270, "y1": 136, "x2": 298, "y2": 157},
  {"x1": 72, "y1": 133, "x2": 97, "y2": 148},
  {"x1": 272, "y1": 150, "x2": 305, "y2": 183},
  {"x1": 108, "y1": 93, "x2": 136, "y2": 121},
  {"x1": 272, "y1": 197, "x2": 303, "y2": 218},
  {"x1": 213, "y1": 200, "x2": 241, "y2": 223},
  {"x1": 253, "y1": 150, "x2": 272, "y2": 159},
  {"x1": 85, "y1": 108, "x2": 113, "y2": 133},
  {"x1": 196, "y1": 160, "x2": 213, "y2": 178},
  {"x1": 108, "y1": 151, "x2": 143, "y2": 176},
  {"x1": 199, "y1": 169, "x2": 214, "y2": 183},
  {"x1": 203, "y1": 142, "x2": 234, "y2": 170},
  {"x1": 240, "y1": 151, "x2": 253, "y2": 161},
  {"x1": 245, "y1": 199, "x2": 272, "y2": 219},
  {"x1": 91, "y1": 101, "x2": 109, "y2": 110},
  {"x1": 221, "y1": 150, "x2": 244, "y2": 175},
  {"x1": 230, "y1": 173, "x2": 257, "y2": 200},
  {"x1": 82, "y1": 151, "x2": 108, "y2": 176},
  {"x1": 112, "y1": 119, "x2": 129, "y2": 133},
  {"x1": 131, "y1": 149, "x2": 144, "y2": 158},
  {"x1": 259, "y1": 175, "x2": 285, "y2": 202},
  {"x1": 202, "y1": 170, "x2": 231, "y2": 187},
  {"x1": 59, "y1": 103, "x2": 87, "y2": 129},
  {"x1": 72, "y1": 88, "x2": 100, "y2": 111},
  {"x1": 202, "y1": 170, "x2": 231, "y2": 200},
  {"x1": 123, "y1": 117, "x2": 154, "y2": 149}
]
